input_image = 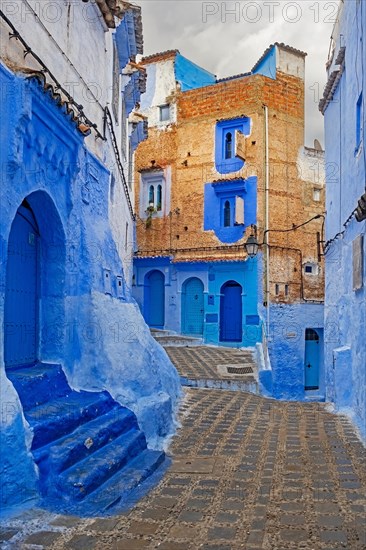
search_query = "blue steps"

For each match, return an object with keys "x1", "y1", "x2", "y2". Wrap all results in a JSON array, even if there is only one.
[{"x1": 6, "y1": 363, "x2": 165, "y2": 515}]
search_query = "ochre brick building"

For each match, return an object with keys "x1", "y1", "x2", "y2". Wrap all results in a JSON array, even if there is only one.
[{"x1": 133, "y1": 44, "x2": 325, "y2": 400}]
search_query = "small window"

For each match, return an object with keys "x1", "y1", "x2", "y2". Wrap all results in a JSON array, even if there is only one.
[
  {"x1": 110, "y1": 173, "x2": 116, "y2": 203},
  {"x1": 356, "y1": 92, "x2": 363, "y2": 153},
  {"x1": 224, "y1": 200, "x2": 231, "y2": 227},
  {"x1": 157, "y1": 185, "x2": 162, "y2": 211},
  {"x1": 275, "y1": 284, "x2": 280, "y2": 295},
  {"x1": 141, "y1": 171, "x2": 166, "y2": 218},
  {"x1": 225, "y1": 132, "x2": 233, "y2": 159},
  {"x1": 313, "y1": 188, "x2": 321, "y2": 202},
  {"x1": 285, "y1": 284, "x2": 289, "y2": 296},
  {"x1": 304, "y1": 262, "x2": 318, "y2": 275},
  {"x1": 148, "y1": 185, "x2": 154, "y2": 206},
  {"x1": 159, "y1": 104, "x2": 170, "y2": 122},
  {"x1": 125, "y1": 222, "x2": 128, "y2": 252}
]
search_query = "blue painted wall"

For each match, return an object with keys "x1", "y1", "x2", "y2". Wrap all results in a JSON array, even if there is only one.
[
  {"x1": 260, "y1": 303, "x2": 324, "y2": 401},
  {"x1": 322, "y1": 1, "x2": 366, "y2": 442},
  {"x1": 175, "y1": 53, "x2": 216, "y2": 91},
  {"x1": 215, "y1": 118, "x2": 251, "y2": 174},
  {"x1": 133, "y1": 258, "x2": 261, "y2": 348},
  {"x1": 252, "y1": 45, "x2": 276, "y2": 79},
  {"x1": 0, "y1": 62, "x2": 181, "y2": 510},
  {"x1": 204, "y1": 177, "x2": 257, "y2": 243}
]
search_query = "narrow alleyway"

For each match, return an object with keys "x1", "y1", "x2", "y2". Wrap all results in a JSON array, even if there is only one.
[{"x1": 1, "y1": 348, "x2": 365, "y2": 550}]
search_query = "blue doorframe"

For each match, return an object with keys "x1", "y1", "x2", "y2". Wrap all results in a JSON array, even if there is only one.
[
  {"x1": 4, "y1": 202, "x2": 39, "y2": 368},
  {"x1": 144, "y1": 270, "x2": 165, "y2": 328},
  {"x1": 182, "y1": 277, "x2": 204, "y2": 335},
  {"x1": 304, "y1": 328, "x2": 320, "y2": 390},
  {"x1": 220, "y1": 281, "x2": 242, "y2": 342}
]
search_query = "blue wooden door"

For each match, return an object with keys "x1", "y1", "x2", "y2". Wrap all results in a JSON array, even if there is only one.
[
  {"x1": 182, "y1": 278, "x2": 204, "y2": 335},
  {"x1": 145, "y1": 270, "x2": 165, "y2": 328},
  {"x1": 304, "y1": 328, "x2": 320, "y2": 389},
  {"x1": 220, "y1": 281, "x2": 242, "y2": 342},
  {"x1": 4, "y1": 204, "x2": 39, "y2": 367}
]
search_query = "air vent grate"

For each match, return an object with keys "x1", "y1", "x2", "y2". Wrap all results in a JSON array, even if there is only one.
[{"x1": 227, "y1": 366, "x2": 253, "y2": 375}]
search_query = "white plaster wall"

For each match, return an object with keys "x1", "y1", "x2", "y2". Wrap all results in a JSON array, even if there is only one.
[
  {"x1": 277, "y1": 47, "x2": 305, "y2": 80},
  {"x1": 297, "y1": 146, "x2": 325, "y2": 186},
  {"x1": 141, "y1": 59, "x2": 177, "y2": 127}
]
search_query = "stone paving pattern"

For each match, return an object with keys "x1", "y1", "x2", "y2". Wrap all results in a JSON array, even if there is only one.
[
  {"x1": 164, "y1": 346, "x2": 257, "y2": 381},
  {"x1": 1, "y1": 388, "x2": 365, "y2": 550}
]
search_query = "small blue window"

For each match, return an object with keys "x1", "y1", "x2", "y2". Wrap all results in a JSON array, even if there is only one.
[
  {"x1": 224, "y1": 200, "x2": 231, "y2": 227},
  {"x1": 215, "y1": 117, "x2": 250, "y2": 174}
]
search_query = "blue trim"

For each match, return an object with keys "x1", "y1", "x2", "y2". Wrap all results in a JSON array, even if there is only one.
[
  {"x1": 204, "y1": 177, "x2": 257, "y2": 243},
  {"x1": 215, "y1": 118, "x2": 250, "y2": 174},
  {"x1": 252, "y1": 45, "x2": 276, "y2": 79},
  {"x1": 175, "y1": 53, "x2": 216, "y2": 91}
]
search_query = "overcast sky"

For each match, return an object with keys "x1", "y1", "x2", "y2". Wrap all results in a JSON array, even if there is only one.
[{"x1": 138, "y1": 0, "x2": 340, "y2": 147}]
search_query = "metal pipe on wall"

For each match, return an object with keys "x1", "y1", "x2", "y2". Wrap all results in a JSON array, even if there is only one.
[{"x1": 263, "y1": 104, "x2": 270, "y2": 339}]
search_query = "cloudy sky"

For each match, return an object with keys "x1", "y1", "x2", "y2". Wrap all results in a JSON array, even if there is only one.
[{"x1": 138, "y1": 0, "x2": 340, "y2": 147}]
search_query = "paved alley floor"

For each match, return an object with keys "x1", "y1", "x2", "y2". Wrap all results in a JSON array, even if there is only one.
[
  {"x1": 164, "y1": 346, "x2": 257, "y2": 382},
  {"x1": 1, "y1": 387, "x2": 365, "y2": 550}
]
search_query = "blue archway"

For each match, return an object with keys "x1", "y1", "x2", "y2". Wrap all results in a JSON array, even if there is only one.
[
  {"x1": 182, "y1": 277, "x2": 204, "y2": 336},
  {"x1": 4, "y1": 192, "x2": 66, "y2": 368},
  {"x1": 220, "y1": 281, "x2": 242, "y2": 342},
  {"x1": 144, "y1": 270, "x2": 165, "y2": 328},
  {"x1": 4, "y1": 201, "x2": 39, "y2": 367}
]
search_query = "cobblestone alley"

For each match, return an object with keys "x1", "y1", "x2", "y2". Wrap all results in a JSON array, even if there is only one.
[{"x1": 1, "y1": 347, "x2": 365, "y2": 550}]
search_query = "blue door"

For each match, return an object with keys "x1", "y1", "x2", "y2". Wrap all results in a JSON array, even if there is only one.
[
  {"x1": 4, "y1": 203, "x2": 39, "y2": 367},
  {"x1": 220, "y1": 281, "x2": 242, "y2": 342},
  {"x1": 182, "y1": 278, "x2": 204, "y2": 335},
  {"x1": 304, "y1": 328, "x2": 320, "y2": 389},
  {"x1": 145, "y1": 270, "x2": 165, "y2": 328}
]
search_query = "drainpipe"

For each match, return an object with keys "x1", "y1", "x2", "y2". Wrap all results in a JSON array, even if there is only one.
[{"x1": 263, "y1": 104, "x2": 270, "y2": 339}]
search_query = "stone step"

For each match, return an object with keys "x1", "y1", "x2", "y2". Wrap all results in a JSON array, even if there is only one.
[
  {"x1": 6, "y1": 362, "x2": 70, "y2": 411},
  {"x1": 34, "y1": 404, "x2": 138, "y2": 475},
  {"x1": 9, "y1": 362, "x2": 165, "y2": 514},
  {"x1": 153, "y1": 335, "x2": 203, "y2": 347},
  {"x1": 79, "y1": 449, "x2": 165, "y2": 516},
  {"x1": 26, "y1": 390, "x2": 116, "y2": 450},
  {"x1": 150, "y1": 328, "x2": 175, "y2": 336},
  {"x1": 180, "y1": 376, "x2": 258, "y2": 393},
  {"x1": 56, "y1": 428, "x2": 147, "y2": 501}
]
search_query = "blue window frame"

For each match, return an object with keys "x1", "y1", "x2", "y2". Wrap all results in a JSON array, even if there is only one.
[
  {"x1": 204, "y1": 177, "x2": 257, "y2": 244},
  {"x1": 215, "y1": 117, "x2": 250, "y2": 174}
]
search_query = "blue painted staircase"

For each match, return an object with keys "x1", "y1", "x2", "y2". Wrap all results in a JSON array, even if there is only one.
[{"x1": 7, "y1": 363, "x2": 165, "y2": 516}]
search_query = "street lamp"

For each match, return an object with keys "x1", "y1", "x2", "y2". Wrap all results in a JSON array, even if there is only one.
[{"x1": 245, "y1": 233, "x2": 259, "y2": 258}]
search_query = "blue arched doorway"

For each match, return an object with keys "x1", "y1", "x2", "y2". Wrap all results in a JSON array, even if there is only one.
[
  {"x1": 304, "y1": 328, "x2": 320, "y2": 390},
  {"x1": 144, "y1": 270, "x2": 165, "y2": 328},
  {"x1": 220, "y1": 281, "x2": 242, "y2": 342},
  {"x1": 4, "y1": 192, "x2": 66, "y2": 369},
  {"x1": 182, "y1": 277, "x2": 204, "y2": 336},
  {"x1": 4, "y1": 201, "x2": 39, "y2": 367}
]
